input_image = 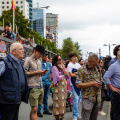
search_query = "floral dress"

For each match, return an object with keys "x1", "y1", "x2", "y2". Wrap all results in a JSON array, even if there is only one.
[{"x1": 52, "y1": 66, "x2": 67, "y2": 116}]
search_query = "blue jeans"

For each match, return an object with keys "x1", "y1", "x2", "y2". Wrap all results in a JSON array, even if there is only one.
[
  {"x1": 71, "y1": 85, "x2": 81, "y2": 118},
  {"x1": 113, "y1": 92, "x2": 120, "y2": 120},
  {"x1": 38, "y1": 84, "x2": 51, "y2": 113}
]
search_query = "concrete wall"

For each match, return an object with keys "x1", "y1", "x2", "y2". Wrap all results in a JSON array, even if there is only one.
[{"x1": 0, "y1": 36, "x2": 57, "y2": 58}]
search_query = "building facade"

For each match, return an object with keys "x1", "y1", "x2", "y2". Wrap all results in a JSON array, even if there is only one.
[
  {"x1": 26, "y1": 0, "x2": 33, "y2": 28},
  {"x1": 33, "y1": 8, "x2": 46, "y2": 38},
  {"x1": 46, "y1": 13, "x2": 58, "y2": 47},
  {"x1": 0, "y1": 0, "x2": 29, "y2": 19}
]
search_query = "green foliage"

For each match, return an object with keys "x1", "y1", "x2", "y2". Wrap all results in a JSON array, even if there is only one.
[
  {"x1": 61, "y1": 37, "x2": 82, "y2": 59},
  {"x1": 74, "y1": 42, "x2": 82, "y2": 59},
  {"x1": 0, "y1": 8, "x2": 58, "y2": 54}
]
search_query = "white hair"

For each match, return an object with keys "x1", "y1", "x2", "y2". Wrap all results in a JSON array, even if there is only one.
[{"x1": 10, "y1": 42, "x2": 22, "y2": 53}]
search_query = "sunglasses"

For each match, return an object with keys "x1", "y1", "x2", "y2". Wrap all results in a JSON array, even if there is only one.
[{"x1": 58, "y1": 58, "x2": 62, "y2": 61}]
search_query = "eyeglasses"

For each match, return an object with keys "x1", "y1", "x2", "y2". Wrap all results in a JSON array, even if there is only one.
[
  {"x1": 15, "y1": 48, "x2": 24, "y2": 51},
  {"x1": 58, "y1": 58, "x2": 62, "y2": 61}
]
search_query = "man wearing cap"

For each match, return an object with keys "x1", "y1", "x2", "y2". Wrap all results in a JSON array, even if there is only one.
[
  {"x1": 24, "y1": 44, "x2": 47, "y2": 120},
  {"x1": 37, "y1": 53, "x2": 52, "y2": 117}
]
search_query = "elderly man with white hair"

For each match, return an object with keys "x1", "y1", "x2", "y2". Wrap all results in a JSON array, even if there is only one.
[{"x1": 0, "y1": 42, "x2": 28, "y2": 120}]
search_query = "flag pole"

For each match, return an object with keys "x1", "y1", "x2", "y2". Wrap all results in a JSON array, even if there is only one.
[
  {"x1": 13, "y1": 3, "x2": 15, "y2": 33},
  {"x1": 3, "y1": 18, "x2": 4, "y2": 28}
]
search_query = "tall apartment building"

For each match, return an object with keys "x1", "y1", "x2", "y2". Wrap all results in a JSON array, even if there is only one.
[
  {"x1": 46, "y1": 13, "x2": 58, "y2": 47},
  {"x1": 33, "y1": 8, "x2": 46, "y2": 38},
  {"x1": 26, "y1": 0, "x2": 33, "y2": 28},
  {"x1": 0, "y1": 0, "x2": 29, "y2": 19}
]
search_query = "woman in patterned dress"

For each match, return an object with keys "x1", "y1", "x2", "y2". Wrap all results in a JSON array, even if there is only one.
[{"x1": 52, "y1": 55, "x2": 68, "y2": 120}]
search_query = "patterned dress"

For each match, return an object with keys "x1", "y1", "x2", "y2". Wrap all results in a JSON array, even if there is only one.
[{"x1": 52, "y1": 66, "x2": 67, "y2": 117}]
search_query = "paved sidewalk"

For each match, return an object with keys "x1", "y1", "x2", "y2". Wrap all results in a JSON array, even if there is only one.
[{"x1": 19, "y1": 95, "x2": 110, "y2": 120}]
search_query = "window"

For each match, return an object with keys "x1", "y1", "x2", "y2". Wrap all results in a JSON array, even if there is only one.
[
  {"x1": 16, "y1": 1, "x2": 18, "y2": 4},
  {"x1": 21, "y1": 6, "x2": 23, "y2": 8},
  {"x1": 7, "y1": 6, "x2": 9, "y2": 8},
  {"x1": 2, "y1": 6, "x2": 4, "y2": 9},
  {"x1": 21, "y1": 1, "x2": 23, "y2": 4},
  {"x1": 2, "y1": 2, "x2": 4, "y2": 4},
  {"x1": 7, "y1": 2, "x2": 9, "y2": 4}
]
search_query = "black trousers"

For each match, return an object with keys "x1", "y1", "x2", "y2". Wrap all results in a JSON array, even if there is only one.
[{"x1": 0, "y1": 104, "x2": 20, "y2": 120}]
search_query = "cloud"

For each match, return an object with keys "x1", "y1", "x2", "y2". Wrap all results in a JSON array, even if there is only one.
[{"x1": 33, "y1": 0, "x2": 120, "y2": 59}]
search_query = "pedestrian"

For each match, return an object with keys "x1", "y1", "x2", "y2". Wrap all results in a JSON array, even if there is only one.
[
  {"x1": 65, "y1": 60, "x2": 73, "y2": 103},
  {"x1": 16, "y1": 32, "x2": 21, "y2": 42},
  {"x1": 108, "y1": 45, "x2": 120, "y2": 120},
  {"x1": 79, "y1": 58, "x2": 84, "y2": 67},
  {"x1": 24, "y1": 44, "x2": 47, "y2": 120},
  {"x1": 49, "y1": 57, "x2": 52, "y2": 66},
  {"x1": 10, "y1": 29, "x2": 16, "y2": 40},
  {"x1": 1, "y1": 26, "x2": 11, "y2": 39},
  {"x1": 103, "y1": 50, "x2": 120, "y2": 120},
  {"x1": 37, "y1": 53, "x2": 52, "y2": 117},
  {"x1": 76, "y1": 54, "x2": 102, "y2": 120},
  {"x1": 97, "y1": 59, "x2": 106, "y2": 116},
  {"x1": 52, "y1": 55, "x2": 68, "y2": 120},
  {"x1": 67, "y1": 52, "x2": 81, "y2": 120},
  {"x1": 0, "y1": 42, "x2": 28, "y2": 120},
  {"x1": 24, "y1": 38, "x2": 30, "y2": 46}
]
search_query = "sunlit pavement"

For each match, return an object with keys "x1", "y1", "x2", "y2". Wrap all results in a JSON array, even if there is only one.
[{"x1": 19, "y1": 95, "x2": 110, "y2": 120}]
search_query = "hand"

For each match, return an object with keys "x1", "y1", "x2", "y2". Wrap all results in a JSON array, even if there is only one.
[
  {"x1": 112, "y1": 87, "x2": 120, "y2": 93},
  {"x1": 92, "y1": 81, "x2": 102, "y2": 88},
  {"x1": 37, "y1": 70, "x2": 47, "y2": 75},
  {"x1": 57, "y1": 64, "x2": 63, "y2": 69}
]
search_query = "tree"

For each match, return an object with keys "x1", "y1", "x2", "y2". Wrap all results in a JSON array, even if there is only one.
[
  {"x1": 61, "y1": 37, "x2": 82, "y2": 59},
  {"x1": 62, "y1": 37, "x2": 75, "y2": 59},
  {"x1": 0, "y1": 8, "x2": 31, "y2": 38},
  {"x1": 0, "y1": 8, "x2": 59, "y2": 54},
  {"x1": 74, "y1": 42, "x2": 82, "y2": 58}
]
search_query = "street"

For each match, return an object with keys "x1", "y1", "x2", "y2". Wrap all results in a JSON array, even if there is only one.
[{"x1": 19, "y1": 95, "x2": 110, "y2": 120}]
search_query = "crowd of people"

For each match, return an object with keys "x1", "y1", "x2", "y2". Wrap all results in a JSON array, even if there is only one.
[
  {"x1": 1, "y1": 26, "x2": 36, "y2": 47},
  {"x1": 0, "y1": 42, "x2": 120, "y2": 120}
]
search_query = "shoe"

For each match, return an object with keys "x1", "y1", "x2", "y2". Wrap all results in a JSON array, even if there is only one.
[
  {"x1": 37, "y1": 112, "x2": 43, "y2": 117},
  {"x1": 98, "y1": 111, "x2": 106, "y2": 116},
  {"x1": 43, "y1": 110, "x2": 52, "y2": 115},
  {"x1": 77, "y1": 115, "x2": 81, "y2": 120}
]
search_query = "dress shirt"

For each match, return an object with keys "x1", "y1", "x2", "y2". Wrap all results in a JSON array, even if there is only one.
[
  {"x1": 109, "y1": 57, "x2": 117, "y2": 67},
  {"x1": 103, "y1": 60, "x2": 120, "y2": 88}
]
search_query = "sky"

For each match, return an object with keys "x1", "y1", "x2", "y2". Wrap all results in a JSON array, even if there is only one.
[{"x1": 33, "y1": 0, "x2": 120, "y2": 59}]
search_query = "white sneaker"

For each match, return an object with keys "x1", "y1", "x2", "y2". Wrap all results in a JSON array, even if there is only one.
[
  {"x1": 77, "y1": 115, "x2": 81, "y2": 120},
  {"x1": 98, "y1": 111, "x2": 106, "y2": 116}
]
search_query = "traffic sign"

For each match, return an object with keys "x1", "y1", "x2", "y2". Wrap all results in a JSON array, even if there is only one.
[
  {"x1": 0, "y1": 53, "x2": 6, "y2": 57},
  {"x1": 0, "y1": 41, "x2": 6, "y2": 53}
]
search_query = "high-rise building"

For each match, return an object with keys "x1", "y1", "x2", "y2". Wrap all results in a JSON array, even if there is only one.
[
  {"x1": 46, "y1": 13, "x2": 58, "y2": 47},
  {"x1": 33, "y1": 8, "x2": 46, "y2": 38},
  {"x1": 0, "y1": 0, "x2": 29, "y2": 19},
  {"x1": 26, "y1": 0, "x2": 33, "y2": 28}
]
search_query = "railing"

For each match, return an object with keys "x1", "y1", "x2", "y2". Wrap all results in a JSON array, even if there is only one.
[{"x1": 0, "y1": 36, "x2": 57, "y2": 58}]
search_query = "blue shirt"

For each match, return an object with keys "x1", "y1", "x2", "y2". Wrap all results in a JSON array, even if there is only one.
[
  {"x1": 0, "y1": 54, "x2": 20, "y2": 76},
  {"x1": 103, "y1": 60, "x2": 120, "y2": 88},
  {"x1": 109, "y1": 57, "x2": 117, "y2": 67},
  {"x1": 41, "y1": 61, "x2": 52, "y2": 86}
]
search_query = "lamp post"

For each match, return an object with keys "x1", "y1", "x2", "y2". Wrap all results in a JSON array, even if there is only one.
[{"x1": 103, "y1": 43, "x2": 116, "y2": 56}]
